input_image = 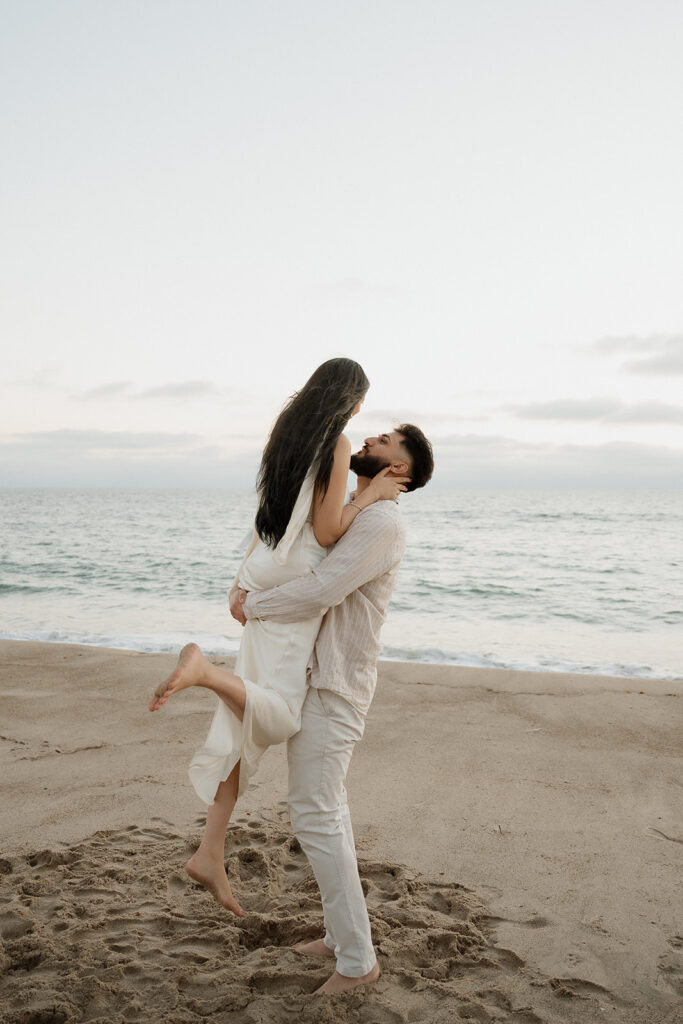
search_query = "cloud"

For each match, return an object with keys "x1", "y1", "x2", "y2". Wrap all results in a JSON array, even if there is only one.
[
  {"x1": 365, "y1": 408, "x2": 487, "y2": 427},
  {"x1": 135, "y1": 380, "x2": 225, "y2": 400},
  {"x1": 508, "y1": 398, "x2": 618, "y2": 421},
  {"x1": 507, "y1": 398, "x2": 683, "y2": 424},
  {"x1": 0, "y1": 429, "x2": 259, "y2": 487},
  {"x1": 3, "y1": 429, "x2": 682, "y2": 489},
  {"x1": 625, "y1": 349, "x2": 683, "y2": 375},
  {"x1": 586, "y1": 334, "x2": 683, "y2": 375},
  {"x1": 430, "y1": 433, "x2": 683, "y2": 489},
  {"x1": 314, "y1": 277, "x2": 401, "y2": 298},
  {"x1": 75, "y1": 381, "x2": 132, "y2": 400},
  {"x1": 67, "y1": 379, "x2": 233, "y2": 403},
  {"x1": 589, "y1": 335, "x2": 665, "y2": 354},
  {"x1": 10, "y1": 367, "x2": 66, "y2": 392},
  {"x1": 333, "y1": 277, "x2": 376, "y2": 291},
  {"x1": 7, "y1": 428, "x2": 204, "y2": 452}
]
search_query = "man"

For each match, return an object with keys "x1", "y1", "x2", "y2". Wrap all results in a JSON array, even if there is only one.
[{"x1": 230, "y1": 425, "x2": 434, "y2": 995}]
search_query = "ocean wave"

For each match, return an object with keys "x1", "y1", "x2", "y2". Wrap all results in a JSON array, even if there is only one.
[
  {"x1": 2, "y1": 629, "x2": 678, "y2": 682},
  {"x1": 0, "y1": 582, "x2": 70, "y2": 595},
  {"x1": 0, "y1": 629, "x2": 240, "y2": 657},
  {"x1": 379, "y1": 644, "x2": 682, "y2": 682}
]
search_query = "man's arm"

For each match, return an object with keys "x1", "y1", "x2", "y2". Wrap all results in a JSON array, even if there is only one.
[{"x1": 242, "y1": 508, "x2": 404, "y2": 624}]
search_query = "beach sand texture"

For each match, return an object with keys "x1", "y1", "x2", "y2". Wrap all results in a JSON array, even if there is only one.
[{"x1": 0, "y1": 640, "x2": 681, "y2": 1023}]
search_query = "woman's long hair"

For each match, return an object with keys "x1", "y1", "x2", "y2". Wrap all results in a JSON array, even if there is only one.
[{"x1": 255, "y1": 358, "x2": 369, "y2": 548}]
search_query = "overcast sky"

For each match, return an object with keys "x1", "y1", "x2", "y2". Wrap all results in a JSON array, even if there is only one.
[{"x1": 2, "y1": 0, "x2": 682, "y2": 489}]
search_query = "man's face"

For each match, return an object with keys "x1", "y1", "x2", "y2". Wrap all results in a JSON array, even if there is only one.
[{"x1": 349, "y1": 431, "x2": 410, "y2": 479}]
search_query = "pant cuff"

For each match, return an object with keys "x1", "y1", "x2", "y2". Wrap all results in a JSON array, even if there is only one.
[{"x1": 335, "y1": 951, "x2": 378, "y2": 978}]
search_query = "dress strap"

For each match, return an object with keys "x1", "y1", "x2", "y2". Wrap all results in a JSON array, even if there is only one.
[{"x1": 271, "y1": 469, "x2": 317, "y2": 565}]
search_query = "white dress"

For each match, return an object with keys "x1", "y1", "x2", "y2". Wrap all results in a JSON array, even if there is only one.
[{"x1": 188, "y1": 470, "x2": 327, "y2": 804}]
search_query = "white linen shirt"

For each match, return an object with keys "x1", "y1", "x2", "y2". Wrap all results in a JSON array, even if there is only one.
[{"x1": 242, "y1": 500, "x2": 406, "y2": 715}]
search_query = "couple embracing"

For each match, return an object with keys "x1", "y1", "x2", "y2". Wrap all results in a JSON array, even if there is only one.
[{"x1": 149, "y1": 358, "x2": 433, "y2": 996}]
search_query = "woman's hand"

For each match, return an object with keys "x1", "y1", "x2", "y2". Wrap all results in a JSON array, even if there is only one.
[{"x1": 363, "y1": 466, "x2": 410, "y2": 503}]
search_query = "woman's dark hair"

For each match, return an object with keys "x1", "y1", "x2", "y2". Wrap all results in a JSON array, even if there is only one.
[{"x1": 255, "y1": 358, "x2": 370, "y2": 548}]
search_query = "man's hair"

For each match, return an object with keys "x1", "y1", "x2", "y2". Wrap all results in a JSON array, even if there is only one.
[{"x1": 396, "y1": 423, "x2": 434, "y2": 491}]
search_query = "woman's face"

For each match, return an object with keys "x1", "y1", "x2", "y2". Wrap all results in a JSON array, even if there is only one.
[{"x1": 351, "y1": 396, "x2": 365, "y2": 417}]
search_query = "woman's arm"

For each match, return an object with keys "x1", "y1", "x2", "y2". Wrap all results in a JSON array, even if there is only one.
[
  {"x1": 312, "y1": 435, "x2": 354, "y2": 547},
  {"x1": 312, "y1": 435, "x2": 408, "y2": 547}
]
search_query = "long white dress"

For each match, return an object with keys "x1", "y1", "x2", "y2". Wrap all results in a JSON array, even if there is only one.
[{"x1": 188, "y1": 470, "x2": 327, "y2": 804}]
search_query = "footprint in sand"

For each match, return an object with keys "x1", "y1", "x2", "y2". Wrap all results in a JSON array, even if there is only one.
[
  {"x1": 0, "y1": 912, "x2": 34, "y2": 940},
  {"x1": 657, "y1": 936, "x2": 683, "y2": 997},
  {"x1": 0, "y1": 819, "x2": 638, "y2": 1024}
]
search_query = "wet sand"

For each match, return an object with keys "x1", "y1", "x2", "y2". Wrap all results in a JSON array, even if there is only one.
[{"x1": 0, "y1": 639, "x2": 681, "y2": 1023}]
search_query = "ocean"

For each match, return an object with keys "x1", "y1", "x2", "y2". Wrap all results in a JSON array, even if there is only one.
[{"x1": 1, "y1": 488, "x2": 680, "y2": 681}]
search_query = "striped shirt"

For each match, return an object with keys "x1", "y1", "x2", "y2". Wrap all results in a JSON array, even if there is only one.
[{"x1": 242, "y1": 500, "x2": 406, "y2": 715}]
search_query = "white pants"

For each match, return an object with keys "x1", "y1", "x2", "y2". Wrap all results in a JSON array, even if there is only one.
[{"x1": 286, "y1": 685, "x2": 376, "y2": 978}]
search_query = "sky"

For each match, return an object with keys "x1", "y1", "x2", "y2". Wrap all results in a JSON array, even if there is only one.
[{"x1": 2, "y1": 0, "x2": 682, "y2": 489}]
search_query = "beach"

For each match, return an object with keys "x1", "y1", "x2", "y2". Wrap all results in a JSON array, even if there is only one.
[{"x1": 1, "y1": 639, "x2": 681, "y2": 1023}]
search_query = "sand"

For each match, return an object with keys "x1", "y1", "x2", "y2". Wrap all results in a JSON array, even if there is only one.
[{"x1": 0, "y1": 639, "x2": 681, "y2": 1024}]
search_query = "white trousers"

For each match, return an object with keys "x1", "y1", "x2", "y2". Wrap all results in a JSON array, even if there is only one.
[{"x1": 286, "y1": 685, "x2": 376, "y2": 978}]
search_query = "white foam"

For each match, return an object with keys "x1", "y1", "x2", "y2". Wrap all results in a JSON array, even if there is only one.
[
  {"x1": 2, "y1": 630, "x2": 679, "y2": 682},
  {"x1": 0, "y1": 628, "x2": 240, "y2": 657},
  {"x1": 379, "y1": 644, "x2": 682, "y2": 681}
]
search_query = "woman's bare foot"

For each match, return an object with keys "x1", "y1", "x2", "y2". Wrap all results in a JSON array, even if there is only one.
[
  {"x1": 149, "y1": 643, "x2": 205, "y2": 711},
  {"x1": 292, "y1": 938, "x2": 335, "y2": 958},
  {"x1": 185, "y1": 850, "x2": 245, "y2": 917},
  {"x1": 314, "y1": 962, "x2": 380, "y2": 994}
]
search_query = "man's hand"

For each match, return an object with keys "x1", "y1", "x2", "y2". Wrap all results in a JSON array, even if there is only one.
[{"x1": 229, "y1": 585, "x2": 248, "y2": 626}]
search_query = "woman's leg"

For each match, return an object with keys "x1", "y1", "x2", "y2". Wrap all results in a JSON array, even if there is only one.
[
  {"x1": 185, "y1": 759, "x2": 246, "y2": 916},
  {"x1": 149, "y1": 643, "x2": 247, "y2": 719}
]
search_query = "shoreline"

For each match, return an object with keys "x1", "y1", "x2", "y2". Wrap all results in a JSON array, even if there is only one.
[
  {"x1": 1, "y1": 639, "x2": 681, "y2": 1021},
  {"x1": 1, "y1": 632, "x2": 680, "y2": 685}
]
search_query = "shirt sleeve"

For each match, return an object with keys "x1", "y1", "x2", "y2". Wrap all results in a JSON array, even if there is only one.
[{"x1": 243, "y1": 508, "x2": 404, "y2": 624}]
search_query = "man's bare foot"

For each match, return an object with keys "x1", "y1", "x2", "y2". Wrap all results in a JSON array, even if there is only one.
[
  {"x1": 292, "y1": 938, "x2": 335, "y2": 959},
  {"x1": 149, "y1": 643, "x2": 205, "y2": 711},
  {"x1": 185, "y1": 851, "x2": 246, "y2": 917},
  {"x1": 314, "y1": 962, "x2": 380, "y2": 994}
]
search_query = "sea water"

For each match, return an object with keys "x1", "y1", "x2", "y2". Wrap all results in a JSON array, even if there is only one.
[{"x1": 1, "y1": 488, "x2": 680, "y2": 681}]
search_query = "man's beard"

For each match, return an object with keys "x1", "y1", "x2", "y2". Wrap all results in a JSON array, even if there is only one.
[{"x1": 349, "y1": 451, "x2": 390, "y2": 478}]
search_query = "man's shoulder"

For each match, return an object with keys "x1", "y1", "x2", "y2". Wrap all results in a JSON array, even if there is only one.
[
  {"x1": 363, "y1": 499, "x2": 403, "y2": 517},
  {"x1": 360, "y1": 501, "x2": 406, "y2": 539}
]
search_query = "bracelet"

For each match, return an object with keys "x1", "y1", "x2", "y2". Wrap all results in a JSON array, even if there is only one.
[{"x1": 348, "y1": 501, "x2": 364, "y2": 512}]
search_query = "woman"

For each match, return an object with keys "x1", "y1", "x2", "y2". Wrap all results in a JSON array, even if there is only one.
[{"x1": 149, "y1": 358, "x2": 406, "y2": 915}]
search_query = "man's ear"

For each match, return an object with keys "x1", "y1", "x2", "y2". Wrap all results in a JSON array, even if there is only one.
[{"x1": 389, "y1": 460, "x2": 410, "y2": 476}]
